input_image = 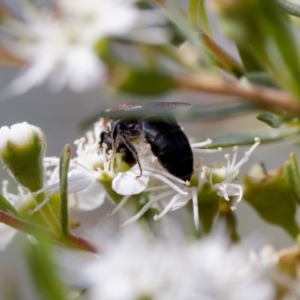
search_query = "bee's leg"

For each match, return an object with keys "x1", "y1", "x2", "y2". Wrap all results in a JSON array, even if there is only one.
[
  {"x1": 120, "y1": 133, "x2": 143, "y2": 178},
  {"x1": 99, "y1": 131, "x2": 112, "y2": 151},
  {"x1": 99, "y1": 131, "x2": 115, "y2": 162}
]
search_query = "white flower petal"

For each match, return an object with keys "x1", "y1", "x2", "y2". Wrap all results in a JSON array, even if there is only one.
[
  {"x1": 49, "y1": 47, "x2": 105, "y2": 92},
  {"x1": 99, "y1": 3, "x2": 139, "y2": 36},
  {"x1": 112, "y1": 171, "x2": 149, "y2": 195},
  {"x1": 0, "y1": 224, "x2": 17, "y2": 251},
  {"x1": 73, "y1": 180, "x2": 106, "y2": 210},
  {"x1": 67, "y1": 172, "x2": 96, "y2": 194},
  {"x1": 9, "y1": 52, "x2": 56, "y2": 94}
]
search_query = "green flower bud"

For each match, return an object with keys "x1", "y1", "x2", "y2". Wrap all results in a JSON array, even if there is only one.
[{"x1": 0, "y1": 122, "x2": 46, "y2": 192}]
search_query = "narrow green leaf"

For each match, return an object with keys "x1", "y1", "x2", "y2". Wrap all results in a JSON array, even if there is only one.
[
  {"x1": 256, "y1": 111, "x2": 283, "y2": 128},
  {"x1": 198, "y1": 0, "x2": 212, "y2": 35},
  {"x1": 0, "y1": 193, "x2": 18, "y2": 216},
  {"x1": 188, "y1": 0, "x2": 212, "y2": 35},
  {"x1": 244, "y1": 72, "x2": 279, "y2": 89},
  {"x1": 237, "y1": 46, "x2": 262, "y2": 72},
  {"x1": 188, "y1": 0, "x2": 200, "y2": 27},
  {"x1": 164, "y1": 0, "x2": 207, "y2": 61},
  {"x1": 214, "y1": 0, "x2": 300, "y2": 97},
  {"x1": 208, "y1": 126, "x2": 298, "y2": 148},
  {"x1": 26, "y1": 236, "x2": 68, "y2": 300},
  {"x1": 285, "y1": 153, "x2": 300, "y2": 205},
  {"x1": 59, "y1": 145, "x2": 71, "y2": 238},
  {"x1": 244, "y1": 168, "x2": 299, "y2": 238}
]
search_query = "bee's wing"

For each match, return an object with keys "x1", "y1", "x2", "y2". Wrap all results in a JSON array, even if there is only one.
[
  {"x1": 147, "y1": 102, "x2": 191, "y2": 110},
  {"x1": 111, "y1": 102, "x2": 144, "y2": 111},
  {"x1": 106, "y1": 102, "x2": 191, "y2": 119}
]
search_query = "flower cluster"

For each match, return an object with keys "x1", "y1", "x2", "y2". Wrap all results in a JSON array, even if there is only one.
[
  {"x1": 39, "y1": 119, "x2": 259, "y2": 229},
  {"x1": 64, "y1": 227, "x2": 276, "y2": 300},
  {"x1": 0, "y1": 120, "x2": 260, "y2": 251},
  {"x1": 2, "y1": 0, "x2": 168, "y2": 93}
]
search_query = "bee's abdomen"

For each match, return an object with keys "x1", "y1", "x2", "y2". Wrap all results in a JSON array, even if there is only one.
[{"x1": 143, "y1": 119, "x2": 193, "y2": 181}]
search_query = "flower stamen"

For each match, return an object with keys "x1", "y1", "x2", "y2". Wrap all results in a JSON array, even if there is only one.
[
  {"x1": 108, "y1": 195, "x2": 131, "y2": 216},
  {"x1": 119, "y1": 190, "x2": 175, "y2": 227}
]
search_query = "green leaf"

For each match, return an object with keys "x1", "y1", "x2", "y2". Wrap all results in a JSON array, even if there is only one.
[
  {"x1": 244, "y1": 167, "x2": 299, "y2": 238},
  {"x1": 244, "y1": 72, "x2": 279, "y2": 89},
  {"x1": 112, "y1": 66, "x2": 177, "y2": 95},
  {"x1": 256, "y1": 111, "x2": 283, "y2": 128},
  {"x1": 285, "y1": 153, "x2": 300, "y2": 205},
  {"x1": 59, "y1": 145, "x2": 71, "y2": 238},
  {"x1": 26, "y1": 235, "x2": 68, "y2": 300},
  {"x1": 208, "y1": 126, "x2": 298, "y2": 148},
  {"x1": 164, "y1": 0, "x2": 208, "y2": 61},
  {"x1": 237, "y1": 45, "x2": 262, "y2": 72},
  {"x1": 0, "y1": 193, "x2": 18, "y2": 216},
  {"x1": 214, "y1": 0, "x2": 300, "y2": 97}
]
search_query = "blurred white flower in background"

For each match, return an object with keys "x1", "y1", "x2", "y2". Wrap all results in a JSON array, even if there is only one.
[
  {"x1": 70, "y1": 228, "x2": 275, "y2": 300},
  {"x1": 2, "y1": 0, "x2": 168, "y2": 93}
]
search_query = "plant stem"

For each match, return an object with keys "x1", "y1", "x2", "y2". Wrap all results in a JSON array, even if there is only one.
[
  {"x1": 176, "y1": 74, "x2": 300, "y2": 115},
  {"x1": 202, "y1": 33, "x2": 245, "y2": 76},
  {"x1": 0, "y1": 210, "x2": 99, "y2": 253}
]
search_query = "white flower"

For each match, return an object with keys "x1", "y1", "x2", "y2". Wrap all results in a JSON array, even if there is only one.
[
  {"x1": 69, "y1": 228, "x2": 275, "y2": 300},
  {"x1": 205, "y1": 137, "x2": 261, "y2": 209},
  {"x1": 111, "y1": 138, "x2": 260, "y2": 229},
  {"x1": 31, "y1": 119, "x2": 260, "y2": 230},
  {"x1": 33, "y1": 121, "x2": 110, "y2": 212},
  {"x1": 35, "y1": 119, "x2": 170, "y2": 212},
  {"x1": 3, "y1": 0, "x2": 169, "y2": 93}
]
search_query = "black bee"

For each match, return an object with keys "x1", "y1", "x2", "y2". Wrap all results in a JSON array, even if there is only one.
[{"x1": 99, "y1": 102, "x2": 193, "y2": 182}]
